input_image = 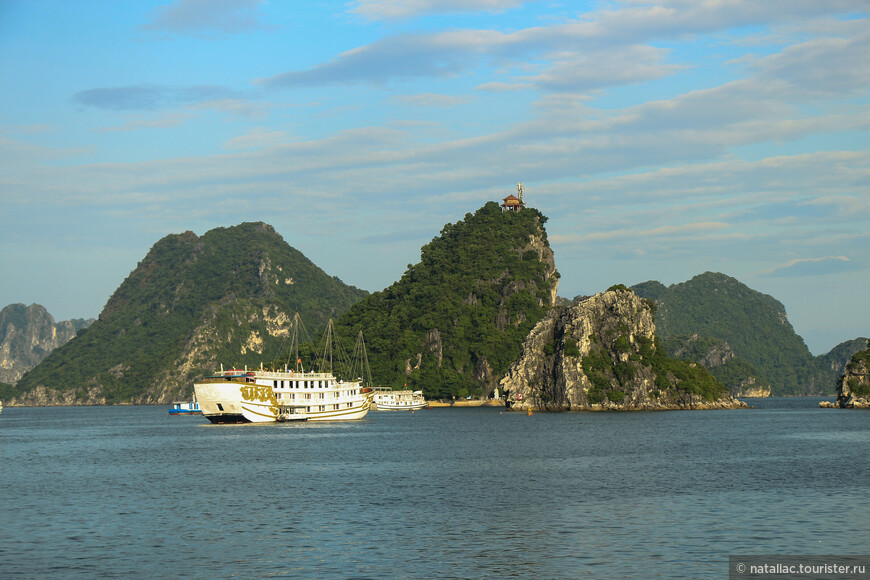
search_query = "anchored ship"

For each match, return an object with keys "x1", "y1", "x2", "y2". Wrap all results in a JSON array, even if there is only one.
[
  {"x1": 372, "y1": 388, "x2": 427, "y2": 411},
  {"x1": 194, "y1": 317, "x2": 373, "y2": 424}
]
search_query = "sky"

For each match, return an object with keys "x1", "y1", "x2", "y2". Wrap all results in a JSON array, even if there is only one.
[{"x1": 1, "y1": 0, "x2": 868, "y2": 355}]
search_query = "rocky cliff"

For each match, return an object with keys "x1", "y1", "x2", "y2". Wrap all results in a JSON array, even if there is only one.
[
  {"x1": 0, "y1": 304, "x2": 92, "y2": 385},
  {"x1": 835, "y1": 339, "x2": 870, "y2": 408},
  {"x1": 500, "y1": 287, "x2": 747, "y2": 411}
]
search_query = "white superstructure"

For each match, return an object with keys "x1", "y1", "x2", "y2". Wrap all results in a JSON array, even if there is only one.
[
  {"x1": 195, "y1": 368, "x2": 372, "y2": 423},
  {"x1": 372, "y1": 388, "x2": 427, "y2": 411}
]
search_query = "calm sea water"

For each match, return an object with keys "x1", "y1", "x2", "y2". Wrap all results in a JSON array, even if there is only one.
[{"x1": 1, "y1": 398, "x2": 868, "y2": 579}]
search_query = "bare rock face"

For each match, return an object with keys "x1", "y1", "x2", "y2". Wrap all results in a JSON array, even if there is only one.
[
  {"x1": 500, "y1": 288, "x2": 747, "y2": 411},
  {"x1": 836, "y1": 339, "x2": 870, "y2": 409},
  {"x1": 523, "y1": 233, "x2": 559, "y2": 306},
  {"x1": 0, "y1": 304, "x2": 91, "y2": 385},
  {"x1": 735, "y1": 379, "x2": 771, "y2": 398}
]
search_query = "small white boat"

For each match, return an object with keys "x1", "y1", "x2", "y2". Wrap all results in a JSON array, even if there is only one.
[{"x1": 372, "y1": 388, "x2": 427, "y2": 411}]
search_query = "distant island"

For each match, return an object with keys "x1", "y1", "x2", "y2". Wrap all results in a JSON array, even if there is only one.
[{"x1": 632, "y1": 273, "x2": 866, "y2": 396}]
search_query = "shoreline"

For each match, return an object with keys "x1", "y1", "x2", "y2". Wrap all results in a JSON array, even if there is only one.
[{"x1": 427, "y1": 399, "x2": 505, "y2": 408}]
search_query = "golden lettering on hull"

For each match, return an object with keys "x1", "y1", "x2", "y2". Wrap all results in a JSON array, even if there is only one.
[
  {"x1": 239, "y1": 385, "x2": 280, "y2": 418},
  {"x1": 240, "y1": 385, "x2": 277, "y2": 404}
]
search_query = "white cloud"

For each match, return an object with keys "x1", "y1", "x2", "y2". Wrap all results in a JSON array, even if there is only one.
[
  {"x1": 98, "y1": 113, "x2": 193, "y2": 133},
  {"x1": 143, "y1": 0, "x2": 271, "y2": 36},
  {"x1": 264, "y1": 2, "x2": 870, "y2": 97},
  {"x1": 761, "y1": 256, "x2": 859, "y2": 277},
  {"x1": 188, "y1": 99, "x2": 273, "y2": 120},
  {"x1": 522, "y1": 45, "x2": 681, "y2": 91},
  {"x1": 349, "y1": 0, "x2": 525, "y2": 21},
  {"x1": 390, "y1": 93, "x2": 472, "y2": 107},
  {"x1": 552, "y1": 221, "x2": 732, "y2": 244},
  {"x1": 223, "y1": 127, "x2": 289, "y2": 150},
  {"x1": 72, "y1": 85, "x2": 248, "y2": 111},
  {"x1": 748, "y1": 25, "x2": 870, "y2": 99},
  {"x1": 474, "y1": 81, "x2": 532, "y2": 92}
]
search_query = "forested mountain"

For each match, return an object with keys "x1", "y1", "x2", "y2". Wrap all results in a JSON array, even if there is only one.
[
  {"x1": 335, "y1": 202, "x2": 559, "y2": 399},
  {"x1": 10, "y1": 223, "x2": 367, "y2": 405},
  {"x1": 632, "y1": 273, "x2": 866, "y2": 395},
  {"x1": 0, "y1": 303, "x2": 92, "y2": 386}
]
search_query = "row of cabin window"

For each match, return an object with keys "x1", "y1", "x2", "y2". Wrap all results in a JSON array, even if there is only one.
[
  {"x1": 283, "y1": 403, "x2": 355, "y2": 410},
  {"x1": 277, "y1": 392, "x2": 328, "y2": 400},
  {"x1": 272, "y1": 380, "x2": 333, "y2": 389},
  {"x1": 276, "y1": 391, "x2": 358, "y2": 401}
]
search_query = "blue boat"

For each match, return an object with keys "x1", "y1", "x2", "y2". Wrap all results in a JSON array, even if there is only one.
[{"x1": 168, "y1": 399, "x2": 202, "y2": 415}]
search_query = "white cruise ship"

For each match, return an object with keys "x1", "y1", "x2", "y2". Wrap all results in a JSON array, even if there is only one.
[
  {"x1": 194, "y1": 368, "x2": 372, "y2": 423},
  {"x1": 194, "y1": 317, "x2": 373, "y2": 424}
]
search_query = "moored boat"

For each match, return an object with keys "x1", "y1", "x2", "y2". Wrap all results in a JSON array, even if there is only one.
[
  {"x1": 372, "y1": 388, "x2": 427, "y2": 411},
  {"x1": 168, "y1": 400, "x2": 202, "y2": 415},
  {"x1": 193, "y1": 317, "x2": 374, "y2": 424},
  {"x1": 195, "y1": 368, "x2": 372, "y2": 423}
]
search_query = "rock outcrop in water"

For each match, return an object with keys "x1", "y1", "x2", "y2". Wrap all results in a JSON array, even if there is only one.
[
  {"x1": 834, "y1": 339, "x2": 870, "y2": 408},
  {"x1": 500, "y1": 287, "x2": 747, "y2": 411}
]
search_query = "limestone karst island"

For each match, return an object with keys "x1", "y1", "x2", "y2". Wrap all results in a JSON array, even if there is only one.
[{"x1": 1, "y1": 185, "x2": 866, "y2": 412}]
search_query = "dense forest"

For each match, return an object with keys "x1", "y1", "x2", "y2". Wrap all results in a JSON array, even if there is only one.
[{"x1": 335, "y1": 202, "x2": 559, "y2": 399}]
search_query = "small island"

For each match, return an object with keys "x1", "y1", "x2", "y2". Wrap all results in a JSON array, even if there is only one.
[
  {"x1": 500, "y1": 286, "x2": 747, "y2": 411},
  {"x1": 821, "y1": 339, "x2": 870, "y2": 408}
]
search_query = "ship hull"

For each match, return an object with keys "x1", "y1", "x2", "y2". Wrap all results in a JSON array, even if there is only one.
[{"x1": 374, "y1": 401, "x2": 427, "y2": 411}]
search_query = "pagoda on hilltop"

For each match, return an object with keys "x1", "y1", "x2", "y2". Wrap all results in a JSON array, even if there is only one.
[{"x1": 501, "y1": 182, "x2": 526, "y2": 212}]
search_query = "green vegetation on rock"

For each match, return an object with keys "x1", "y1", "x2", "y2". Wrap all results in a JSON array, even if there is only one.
[
  {"x1": 838, "y1": 339, "x2": 870, "y2": 402},
  {"x1": 662, "y1": 334, "x2": 768, "y2": 396},
  {"x1": 335, "y1": 202, "x2": 558, "y2": 399},
  {"x1": 0, "y1": 380, "x2": 15, "y2": 401}
]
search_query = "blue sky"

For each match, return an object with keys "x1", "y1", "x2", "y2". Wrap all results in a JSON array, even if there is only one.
[{"x1": 1, "y1": 0, "x2": 868, "y2": 355}]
